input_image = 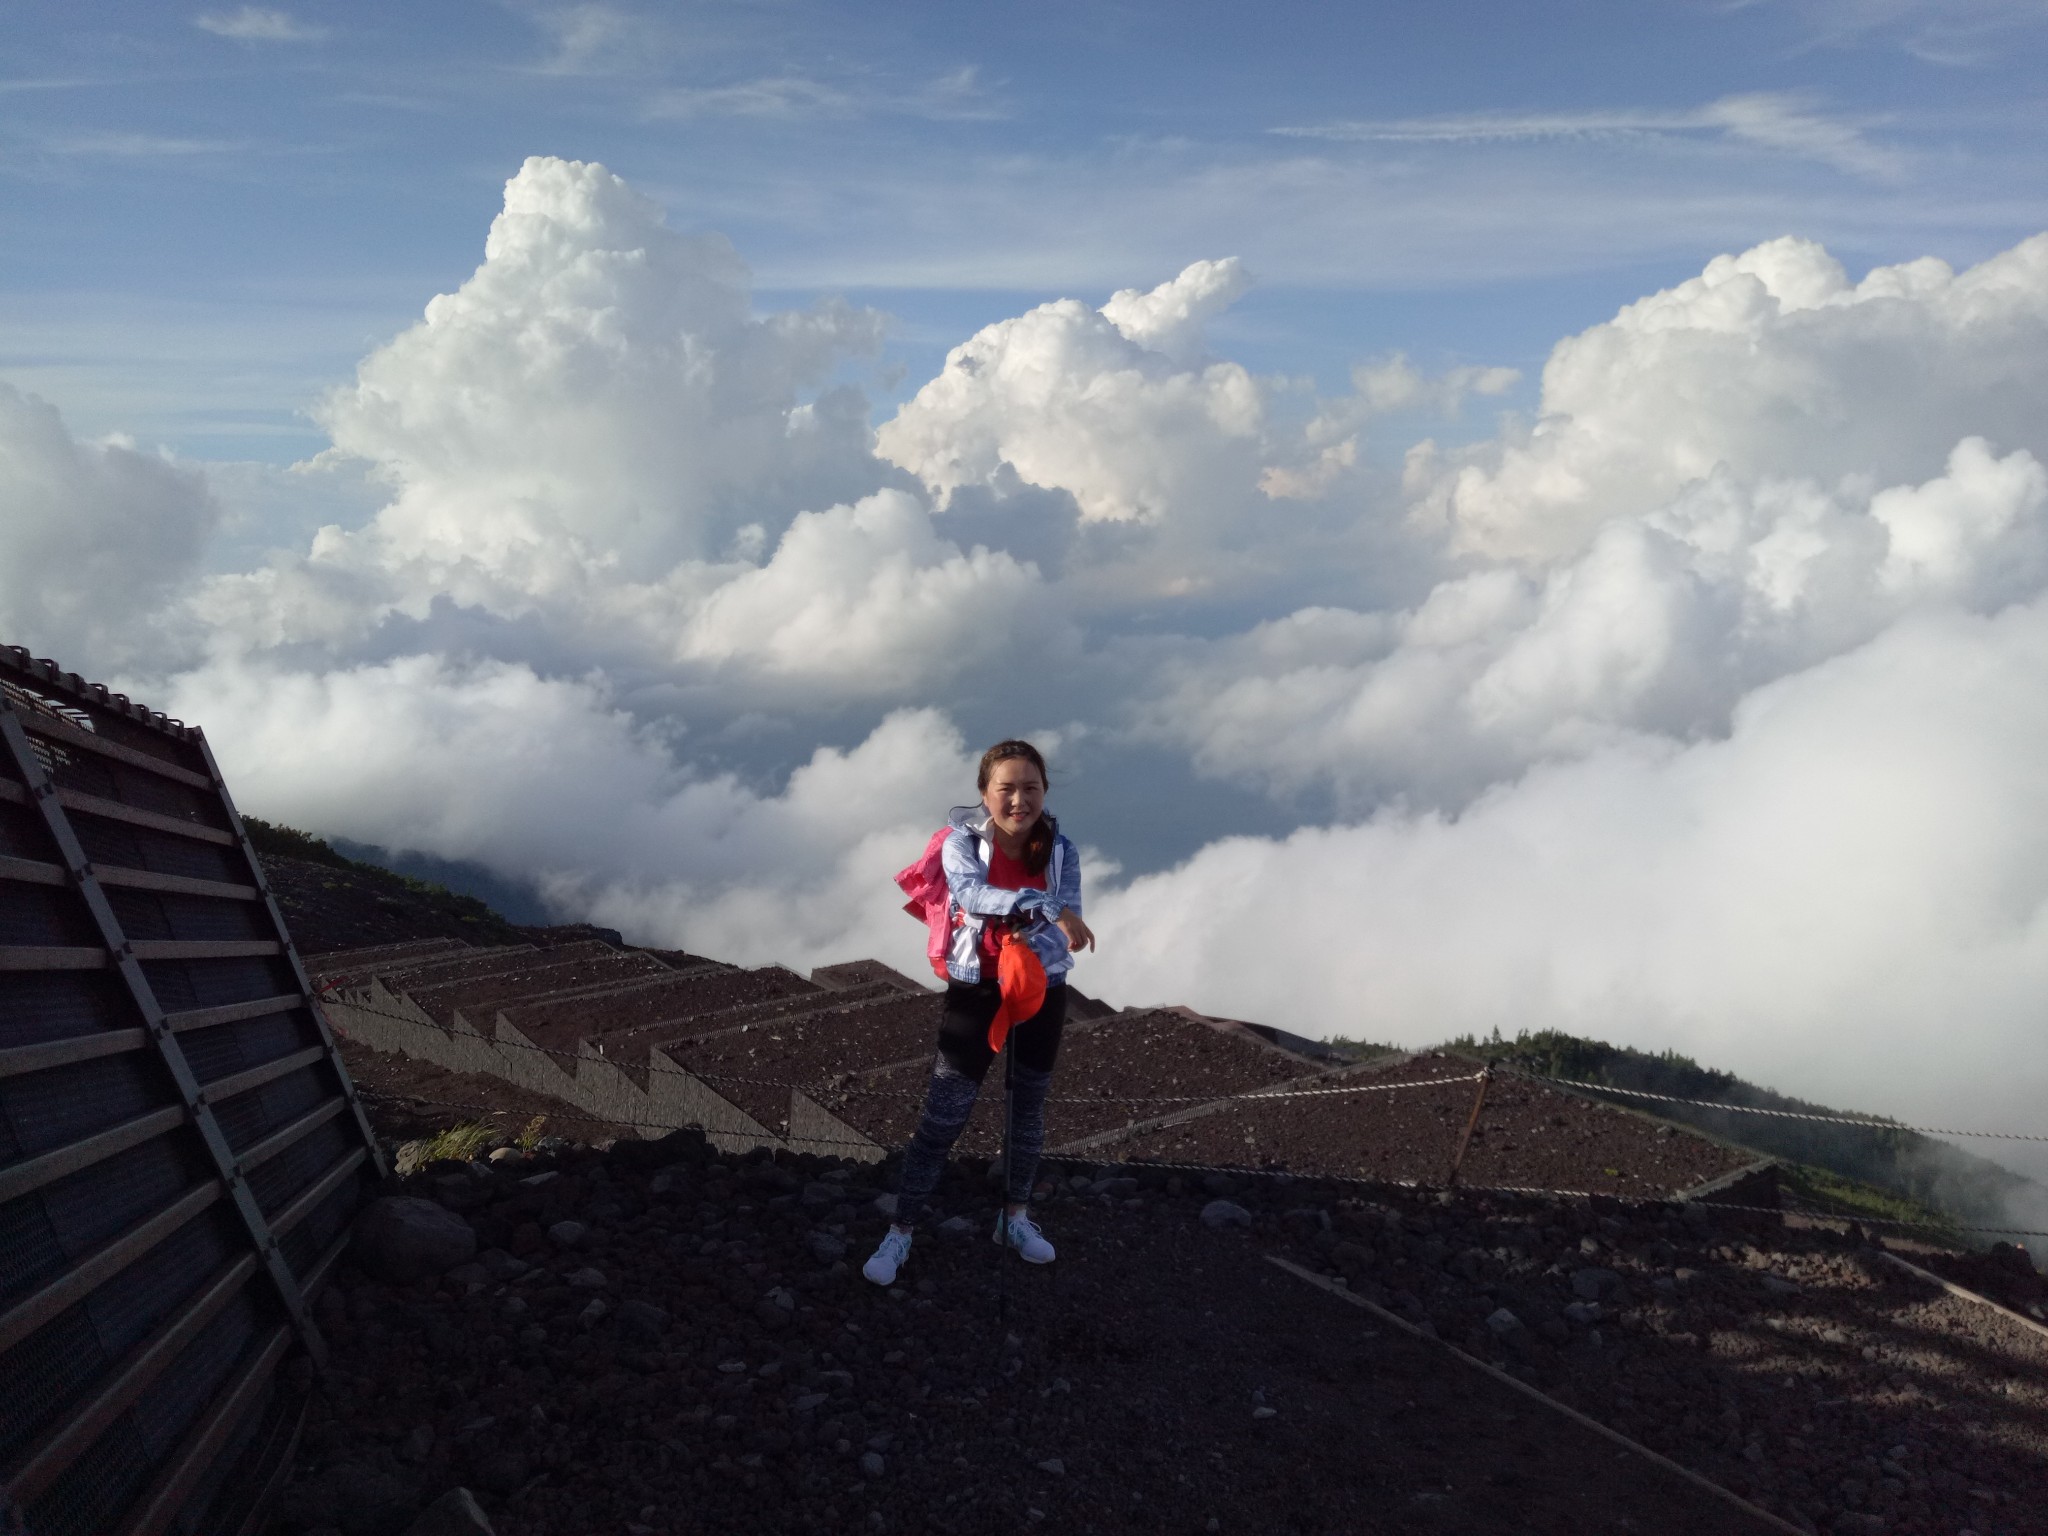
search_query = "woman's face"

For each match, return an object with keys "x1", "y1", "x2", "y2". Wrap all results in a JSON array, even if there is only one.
[{"x1": 981, "y1": 758, "x2": 1046, "y2": 842}]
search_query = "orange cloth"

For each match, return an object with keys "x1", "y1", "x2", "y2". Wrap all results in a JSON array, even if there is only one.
[{"x1": 985, "y1": 925, "x2": 1048, "y2": 1055}]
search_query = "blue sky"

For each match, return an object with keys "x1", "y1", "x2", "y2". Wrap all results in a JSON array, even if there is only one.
[{"x1": 5, "y1": 0, "x2": 2046, "y2": 460}]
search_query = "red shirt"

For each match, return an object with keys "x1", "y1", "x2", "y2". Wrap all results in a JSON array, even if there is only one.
[{"x1": 983, "y1": 842, "x2": 1046, "y2": 957}]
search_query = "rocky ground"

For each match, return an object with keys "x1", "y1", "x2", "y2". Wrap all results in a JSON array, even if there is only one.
[
  {"x1": 272, "y1": 854, "x2": 2046, "y2": 1536},
  {"x1": 1104, "y1": 1053, "x2": 1757, "y2": 1199},
  {"x1": 335, "y1": 1035, "x2": 643, "y2": 1145},
  {"x1": 264, "y1": 850, "x2": 624, "y2": 959},
  {"x1": 271, "y1": 1132, "x2": 2048, "y2": 1536}
]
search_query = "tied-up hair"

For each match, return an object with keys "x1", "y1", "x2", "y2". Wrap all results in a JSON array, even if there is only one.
[{"x1": 978, "y1": 738, "x2": 1053, "y2": 875}]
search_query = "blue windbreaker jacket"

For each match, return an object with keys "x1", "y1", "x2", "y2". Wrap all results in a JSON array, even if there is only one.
[{"x1": 940, "y1": 804, "x2": 1083, "y2": 986}]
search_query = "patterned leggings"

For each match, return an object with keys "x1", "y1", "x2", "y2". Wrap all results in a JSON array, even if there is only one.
[{"x1": 891, "y1": 979, "x2": 1067, "y2": 1227}]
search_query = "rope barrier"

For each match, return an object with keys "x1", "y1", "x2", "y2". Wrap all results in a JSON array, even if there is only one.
[
  {"x1": 319, "y1": 976, "x2": 2048, "y2": 1242},
  {"x1": 1504, "y1": 1066, "x2": 2048, "y2": 1143},
  {"x1": 317, "y1": 989, "x2": 1483, "y2": 1108},
  {"x1": 317, "y1": 983, "x2": 2046, "y2": 1144},
  {"x1": 353, "y1": 1087, "x2": 2048, "y2": 1240}
]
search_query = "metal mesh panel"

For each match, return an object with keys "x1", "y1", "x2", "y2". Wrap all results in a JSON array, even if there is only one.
[
  {"x1": 280, "y1": 1177, "x2": 358, "y2": 1281},
  {"x1": 142, "y1": 955, "x2": 295, "y2": 1013},
  {"x1": 0, "y1": 1303, "x2": 103, "y2": 1464},
  {"x1": 66, "y1": 815, "x2": 243, "y2": 885},
  {"x1": 0, "y1": 1136, "x2": 214, "y2": 1330},
  {"x1": 0, "y1": 1052, "x2": 162, "y2": 1159},
  {"x1": 249, "y1": 1118, "x2": 351, "y2": 1215},
  {"x1": 180, "y1": 1008, "x2": 309, "y2": 1087},
  {"x1": 0, "y1": 800, "x2": 54, "y2": 859},
  {"x1": 214, "y1": 1063, "x2": 326, "y2": 1154},
  {"x1": 23, "y1": 1417, "x2": 152, "y2": 1536},
  {"x1": 0, "y1": 1211, "x2": 236, "y2": 1467},
  {"x1": 85, "y1": 1205, "x2": 239, "y2": 1360},
  {"x1": 133, "y1": 1287, "x2": 261, "y2": 1458},
  {"x1": 44, "y1": 751, "x2": 219, "y2": 826},
  {"x1": 2, "y1": 647, "x2": 381, "y2": 1536},
  {"x1": 0, "y1": 971, "x2": 132, "y2": 1051},
  {"x1": 0, "y1": 884, "x2": 97, "y2": 947},
  {"x1": 174, "y1": 1375, "x2": 296, "y2": 1536},
  {"x1": 104, "y1": 888, "x2": 270, "y2": 944},
  {"x1": 40, "y1": 1134, "x2": 207, "y2": 1257},
  {"x1": 0, "y1": 1186, "x2": 66, "y2": 1305}
]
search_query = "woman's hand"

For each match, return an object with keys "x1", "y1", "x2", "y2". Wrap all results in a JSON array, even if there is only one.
[{"x1": 1055, "y1": 909, "x2": 1096, "y2": 953}]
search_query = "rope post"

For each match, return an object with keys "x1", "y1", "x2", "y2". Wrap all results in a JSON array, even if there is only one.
[{"x1": 1446, "y1": 1061, "x2": 1495, "y2": 1190}]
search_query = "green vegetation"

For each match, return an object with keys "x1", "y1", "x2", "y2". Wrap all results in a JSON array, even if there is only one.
[
  {"x1": 1780, "y1": 1162, "x2": 1959, "y2": 1240},
  {"x1": 1320, "y1": 1034, "x2": 1403, "y2": 1061},
  {"x1": 243, "y1": 816, "x2": 355, "y2": 870},
  {"x1": 1439, "y1": 1026, "x2": 2035, "y2": 1244},
  {"x1": 418, "y1": 1120, "x2": 498, "y2": 1164}
]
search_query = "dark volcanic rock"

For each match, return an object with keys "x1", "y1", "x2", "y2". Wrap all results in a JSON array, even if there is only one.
[{"x1": 351, "y1": 1197, "x2": 477, "y2": 1284}]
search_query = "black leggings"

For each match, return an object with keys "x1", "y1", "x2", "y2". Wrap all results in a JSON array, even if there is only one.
[{"x1": 892, "y1": 980, "x2": 1066, "y2": 1226}]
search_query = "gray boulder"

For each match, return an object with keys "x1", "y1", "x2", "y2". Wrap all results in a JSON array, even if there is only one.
[
  {"x1": 1201, "y1": 1200, "x2": 1253, "y2": 1230},
  {"x1": 351, "y1": 1197, "x2": 476, "y2": 1284},
  {"x1": 403, "y1": 1487, "x2": 496, "y2": 1536},
  {"x1": 1570, "y1": 1266, "x2": 1622, "y2": 1300}
]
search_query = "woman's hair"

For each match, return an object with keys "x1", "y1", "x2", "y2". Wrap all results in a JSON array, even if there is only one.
[{"x1": 978, "y1": 739, "x2": 1053, "y2": 874}]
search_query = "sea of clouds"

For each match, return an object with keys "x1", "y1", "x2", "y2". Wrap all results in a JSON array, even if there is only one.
[{"x1": 7, "y1": 155, "x2": 2048, "y2": 1178}]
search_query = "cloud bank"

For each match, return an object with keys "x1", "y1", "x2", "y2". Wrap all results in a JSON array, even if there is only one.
[{"x1": 6, "y1": 156, "x2": 2047, "y2": 1175}]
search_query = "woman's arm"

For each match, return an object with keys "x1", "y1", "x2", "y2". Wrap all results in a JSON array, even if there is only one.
[
  {"x1": 1053, "y1": 835, "x2": 1083, "y2": 918},
  {"x1": 1053, "y1": 835, "x2": 1095, "y2": 952},
  {"x1": 940, "y1": 827, "x2": 1031, "y2": 917}
]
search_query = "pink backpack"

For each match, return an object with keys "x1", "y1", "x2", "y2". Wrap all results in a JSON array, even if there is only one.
[{"x1": 894, "y1": 827, "x2": 954, "y2": 979}]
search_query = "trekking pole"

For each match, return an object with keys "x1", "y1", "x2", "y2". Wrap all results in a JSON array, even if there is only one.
[{"x1": 997, "y1": 1053, "x2": 1016, "y2": 1331}]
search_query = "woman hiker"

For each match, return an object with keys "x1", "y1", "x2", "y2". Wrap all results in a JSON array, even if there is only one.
[{"x1": 863, "y1": 739, "x2": 1096, "y2": 1286}]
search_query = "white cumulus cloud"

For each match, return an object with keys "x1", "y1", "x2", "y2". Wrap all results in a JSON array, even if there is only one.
[
  {"x1": 308, "y1": 156, "x2": 885, "y2": 612},
  {"x1": 1409, "y1": 233, "x2": 2048, "y2": 563},
  {"x1": 675, "y1": 489, "x2": 1056, "y2": 694},
  {"x1": 877, "y1": 258, "x2": 1267, "y2": 528},
  {"x1": 1147, "y1": 437, "x2": 2048, "y2": 809},
  {"x1": 161, "y1": 651, "x2": 966, "y2": 974},
  {"x1": 0, "y1": 385, "x2": 219, "y2": 666}
]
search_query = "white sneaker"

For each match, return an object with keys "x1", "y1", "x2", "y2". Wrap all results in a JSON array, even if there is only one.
[
  {"x1": 863, "y1": 1227, "x2": 913, "y2": 1286},
  {"x1": 993, "y1": 1209, "x2": 1056, "y2": 1264}
]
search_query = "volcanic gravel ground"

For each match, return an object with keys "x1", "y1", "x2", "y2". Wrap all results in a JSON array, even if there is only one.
[
  {"x1": 307, "y1": 939, "x2": 467, "y2": 977},
  {"x1": 263, "y1": 854, "x2": 528, "y2": 953},
  {"x1": 362, "y1": 946, "x2": 557, "y2": 995},
  {"x1": 406, "y1": 950, "x2": 673, "y2": 1026},
  {"x1": 668, "y1": 994, "x2": 948, "y2": 1130},
  {"x1": 1912, "y1": 1245, "x2": 2048, "y2": 1325},
  {"x1": 824, "y1": 1010, "x2": 1324, "y2": 1159},
  {"x1": 502, "y1": 966, "x2": 822, "y2": 1055},
  {"x1": 276, "y1": 1133, "x2": 2048, "y2": 1536},
  {"x1": 334, "y1": 1035, "x2": 639, "y2": 1144},
  {"x1": 1110, "y1": 1056, "x2": 1753, "y2": 1200}
]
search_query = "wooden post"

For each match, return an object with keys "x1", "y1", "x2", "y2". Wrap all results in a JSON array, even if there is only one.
[{"x1": 1446, "y1": 1062, "x2": 1494, "y2": 1189}]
